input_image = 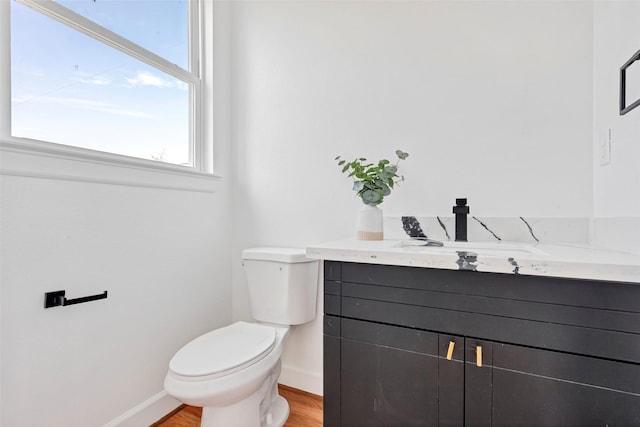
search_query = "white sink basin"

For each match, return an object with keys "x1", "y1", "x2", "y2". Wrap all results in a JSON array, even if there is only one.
[{"x1": 396, "y1": 240, "x2": 548, "y2": 257}]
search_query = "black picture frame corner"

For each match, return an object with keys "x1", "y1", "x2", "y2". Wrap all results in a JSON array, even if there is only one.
[{"x1": 620, "y1": 48, "x2": 640, "y2": 116}]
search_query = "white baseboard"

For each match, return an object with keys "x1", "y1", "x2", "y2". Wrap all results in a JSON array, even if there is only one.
[
  {"x1": 102, "y1": 390, "x2": 181, "y2": 427},
  {"x1": 102, "y1": 367, "x2": 320, "y2": 427},
  {"x1": 279, "y1": 364, "x2": 323, "y2": 396}
]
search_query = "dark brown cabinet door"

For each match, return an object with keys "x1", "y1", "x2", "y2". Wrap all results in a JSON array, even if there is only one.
[
  {"x1": 438, "y1": 334, "x2": 465, "y2": 426},
  {"x1": 480, "y1": 342, "x2": 640, "y2": 427},
  {"x1": 339, "y1": 318, "x2": 440, "y2": 426},
  {"x1": 465, "y1": 338, "x2": 494, "y2": 427}
]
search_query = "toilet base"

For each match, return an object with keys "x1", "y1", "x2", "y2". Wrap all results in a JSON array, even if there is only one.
[
  {"x1": 266, "y1": 395, "x2": 289, "y2": 427},
  {"x1": 199, "y1": 361, "x2": 289, "y2": 427}
]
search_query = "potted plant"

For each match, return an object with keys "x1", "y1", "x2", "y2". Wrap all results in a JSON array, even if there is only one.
[{"x1": 336, "y1": 150, "x2": 409, "y2": 240}]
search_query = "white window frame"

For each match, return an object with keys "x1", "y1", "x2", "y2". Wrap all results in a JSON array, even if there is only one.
[{"x1": 0, "y1": 0, "x2": 217, "y2": 192}]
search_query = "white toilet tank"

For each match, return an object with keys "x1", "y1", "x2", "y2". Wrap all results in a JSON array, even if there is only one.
[{"x1": 242, "y1": 247, "x2": 319, "y2": 325}]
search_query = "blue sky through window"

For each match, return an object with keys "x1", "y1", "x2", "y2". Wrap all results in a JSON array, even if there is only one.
[
  {"x1": 10, "y1": 0, "x2": 191, "y2": 165},
  {"x1": 54, "y1": 0, "x2": 189, "y2": 69}
]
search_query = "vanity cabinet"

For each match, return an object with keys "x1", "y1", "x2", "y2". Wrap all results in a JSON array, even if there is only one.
[{"x1": 323, "y1": 261, "x2": 640, "y2": 426}]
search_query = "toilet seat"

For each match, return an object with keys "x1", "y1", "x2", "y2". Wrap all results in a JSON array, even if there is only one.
[{"x1": 169, "y1": 321, "x2": 276, "y2": 381}]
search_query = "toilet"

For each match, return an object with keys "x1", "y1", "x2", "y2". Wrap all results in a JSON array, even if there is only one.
[{"x1": 164, "y1": 247, "x2": 319, "y2": 427}]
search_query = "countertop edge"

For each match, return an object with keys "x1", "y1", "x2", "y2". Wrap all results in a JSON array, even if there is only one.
[{"x1": 307, "y1": 240, "x2": 640, "y2": 284}]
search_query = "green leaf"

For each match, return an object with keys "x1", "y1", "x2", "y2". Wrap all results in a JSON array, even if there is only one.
[
  {"x1": 361, "y1": 189, "x2": 382, "y2": 205},
  {"x1": 381, "y1": 166, "x2": 397, "y2": 180},
  {"x1": 396, "y1": 150, "x2": 409, "y2": 160},
  {"x1": 352, "y1": 181, "x2": 364, "y2": 192},
  {"x1": 379, "y1": 170, "x2": 392, "y2": 180}
]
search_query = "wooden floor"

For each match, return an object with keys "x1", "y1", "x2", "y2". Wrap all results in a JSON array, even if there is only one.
[{"x1": 152, "y1": 384, "x2": 322, "y2": 427}]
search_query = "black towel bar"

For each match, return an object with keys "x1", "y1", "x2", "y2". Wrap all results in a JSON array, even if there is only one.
[{"x1": 44, "y1": 290, "x2": 108, "y2": 308}]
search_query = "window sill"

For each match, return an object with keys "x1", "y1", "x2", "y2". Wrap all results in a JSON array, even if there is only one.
[{"x1": 0, "y1": 138, "x2": 221, "y2": 193}]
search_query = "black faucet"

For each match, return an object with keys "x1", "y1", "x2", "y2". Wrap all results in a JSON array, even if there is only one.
[{"x1": 453, "y1": 198, "x2": 469, "y2": 242}]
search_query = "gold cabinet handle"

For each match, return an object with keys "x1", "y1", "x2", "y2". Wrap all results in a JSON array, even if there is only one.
[
  {"x1": 476, "y1": 345, "x2": 483, "y2": 367},
  {"x1": 446, "y1": 341, "x2": 455, "y2": 360}
]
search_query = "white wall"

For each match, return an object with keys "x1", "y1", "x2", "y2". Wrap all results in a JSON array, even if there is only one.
[
  {"x1": 1, "y1": 178, "x2": 231, "y2": 426},
  {"x1": 0, "y1": 2, "x2": 234, "y2": 426},
  {"x1": 230, "y1": 0, "x2": 594, "y2": 394},
  {"x1": 592, "y1": 1, "x2": 640, "y2": 254}
]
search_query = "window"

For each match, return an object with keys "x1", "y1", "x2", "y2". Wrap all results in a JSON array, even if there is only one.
[{"x1": 5, "y1": 0, "x2": 207, "y2": 171}]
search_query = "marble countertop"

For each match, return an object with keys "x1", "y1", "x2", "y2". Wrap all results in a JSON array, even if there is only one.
[{"x1": 307, "y1": 238, "x2": 640, "y2": 283}]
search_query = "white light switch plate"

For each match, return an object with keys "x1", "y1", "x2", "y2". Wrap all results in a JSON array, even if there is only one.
[{"x1": 599, "y1": 128, "x2": 611, "y2": 166}]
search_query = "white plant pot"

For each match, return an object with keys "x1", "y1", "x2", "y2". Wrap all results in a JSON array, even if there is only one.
[{"x1": 356, "y1": 204, "x2": 384, "y2": 241}]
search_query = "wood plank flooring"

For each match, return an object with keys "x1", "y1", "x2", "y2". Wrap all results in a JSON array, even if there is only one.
[{"x1": 152, "y1": 384, "x2": 322, "y2": 427}]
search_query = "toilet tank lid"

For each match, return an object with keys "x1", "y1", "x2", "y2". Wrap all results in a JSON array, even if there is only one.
[{"x1": 242, "y1": 247, "x2": 315, "y2": 263}]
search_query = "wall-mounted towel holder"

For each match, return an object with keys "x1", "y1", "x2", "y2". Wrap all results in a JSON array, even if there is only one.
[{"x1": 44, "y1": 290, "x2": 108, "y2": 309}]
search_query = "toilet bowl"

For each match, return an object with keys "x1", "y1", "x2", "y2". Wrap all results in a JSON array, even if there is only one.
[
  {"x1": 164, "y1": 322, "x2": 291, "y2": 426},
  {"x1": 164, "y1": 248, "x2": 319, "y2": 427}
]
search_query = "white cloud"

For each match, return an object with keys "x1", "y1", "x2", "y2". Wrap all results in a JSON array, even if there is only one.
[
  {"x1": 68, "y1": 70, "x2": 113, "y2": 86},
  {"x1": 125, "y1": 70, "x2": 175, "y2": 88},
  {"x1": 77, "y1": 75, "x2": 111, "y2": 86},
  {"x1": 174, "y1": 80, "x2": 189, "y2": 91}
]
